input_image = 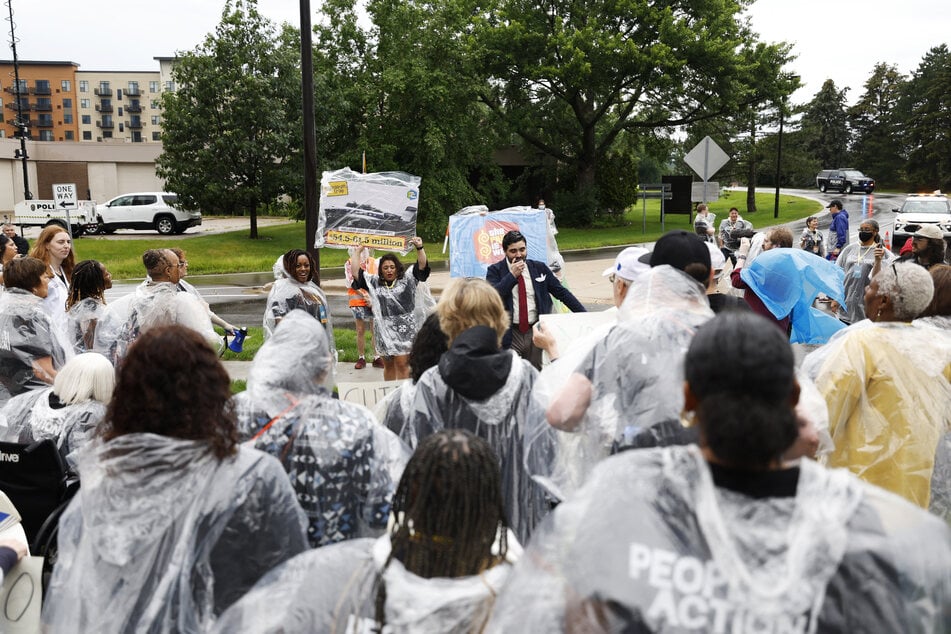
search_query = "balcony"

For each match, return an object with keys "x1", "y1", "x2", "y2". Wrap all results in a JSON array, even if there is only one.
[
  {"x1": 31, "y1": 86, "x2": 51, "y2": 95},
  {"x1": 95, "y1": 104, "x2": 114, "y2": 113},
  {"x1": 125, "y1": 87, "x2": 141, "y2": 97},
  {"x1": 125, "y1": 103, "x2": 142, "y2": 113},
  {"x1": 127, "y1": 119, "x2": 143, "y2": 129},
  {"x1": 37, "y1": 118, "x2": 54, "y2": 128},
  {"x1": 32, "y1": 102, "x2": 53, "y2": 112},
  {"x1": 4, "y1": 102, "x2": 29, "y2": 111},
  {"x1": 94, "y1": 87, "x2": 113, "y2": 97},
  {"x1": 96, "y1": 120, "x2": 115, "y2": 129},
  {"x1": 3, "y1": 86, "x2": 28, "y2": 95}
]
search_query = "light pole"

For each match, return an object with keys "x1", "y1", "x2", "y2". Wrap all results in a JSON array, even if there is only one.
[
  {"x1": 773, "y1": 76, "x2": 798, "y2": 219},
  {"x1": 6, "y1": 0, "x2": 32, "y2": 200},
  {"x1": 772, "y1": 100, "x2": 787, "y2": 219},
  {"x1": 300, "y1": 0, "x2": 319, "y2": 274}
]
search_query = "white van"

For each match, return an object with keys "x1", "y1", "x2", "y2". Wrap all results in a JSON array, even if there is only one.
[{"x1": 93, "y1": 192, "x2": 202, "y2": 235}]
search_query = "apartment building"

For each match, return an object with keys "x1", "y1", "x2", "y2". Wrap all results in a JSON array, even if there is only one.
[
  {"x1": 75, "y1": 70, "x2": 165, "y2": 143},
  {"x1": 0, "y1": 60, "x2": 80, "y2": 142}
]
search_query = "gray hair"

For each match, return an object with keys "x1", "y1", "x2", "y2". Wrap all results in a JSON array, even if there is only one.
[
  {"x1": 876, "y1": 261, "x2": 935, "y2": 320},
  {"x1": 53, "y1": 353, "x2": 116, "y2": 404}
]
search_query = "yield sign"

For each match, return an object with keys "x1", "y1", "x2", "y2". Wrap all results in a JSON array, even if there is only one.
[{"x1": 684, "y1": 136, "x2": 730, "y2": 182}]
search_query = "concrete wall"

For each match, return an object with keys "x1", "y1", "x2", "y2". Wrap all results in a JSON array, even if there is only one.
[{"x1": 0, "y1": 138, "x2": 164, "y2": 213}]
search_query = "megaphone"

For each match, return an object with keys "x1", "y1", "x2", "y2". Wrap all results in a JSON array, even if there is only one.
[{"x1": 227, "y1": 327, "x2": 248, "y2": 354}]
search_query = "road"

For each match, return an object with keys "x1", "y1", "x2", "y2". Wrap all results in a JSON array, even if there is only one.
[{"x1": 100, "y1": 188, "x2": 908, "y2": 328}]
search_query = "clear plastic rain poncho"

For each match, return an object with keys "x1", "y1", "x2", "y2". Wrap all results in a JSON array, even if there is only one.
[
  {"x1": 400, "y1": 326, "x2": 555, "y2": 543},
  {"x1": 264, "y1": 256, "x2": 336, "y2": 354},
  {"x1": 532, "y1": 266, "x2": 713, "y2": 499},
  {"x1": 94, "y1": 281, "x2": 221, "y2": 364},
  {"x1": 235, "y1": 310, "x2": 407, "y2": 547},
  {"x1": 66, "y1": 296, "x2": 106, "y2": 355},
  {"x1": 0, "y1": 386, "x2": 105, "y2": 472},
  {"x1": 213, "y1": 532, "x2": 520, "y2": 633},
  {"x1": 0, "y1": 288, "x2": 70, "y2": 406},
  {"x1": 834, "y1": 242, "x2": 896, "y2": 324},
  {"x1": 42, "y1": 434, "x2": 309, "y2": 632},
  {"x1": 486, "y1": 445, "x2": 951, "y2": 633},
  {"x1": 739, "y1": 248, "x2": 846, "y2": 344},
  {"x1": 809, "y1": 321, "x2": 951, "y2": 509},
  {"x1": 354, "y1": 259, "x2": 434, "y2": 356}
]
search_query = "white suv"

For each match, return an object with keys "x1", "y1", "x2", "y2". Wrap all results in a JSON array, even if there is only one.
[
  {"x1": 891, "y1": 193, "x2": 951, "y2": 254},
  {"x1": 92, "y1": 192, "x2": 202, "y2": 235}
]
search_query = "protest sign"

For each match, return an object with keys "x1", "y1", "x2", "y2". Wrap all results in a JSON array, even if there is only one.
[{"x1": 447, "y1": 206, "x2": 549, "y2": 278}]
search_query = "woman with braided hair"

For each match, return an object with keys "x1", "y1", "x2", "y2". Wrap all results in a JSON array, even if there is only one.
[
  {"x1": 65, "y1": 259, "x2": 112, "y2": 354},
  {"x1": 213, "y1": 429, "x2": 520, "y2": 633}
]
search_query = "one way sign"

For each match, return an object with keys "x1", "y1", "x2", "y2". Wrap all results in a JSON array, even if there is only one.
[{"x1": 53, "y1": 183, "x2": 78, "y2": 209}]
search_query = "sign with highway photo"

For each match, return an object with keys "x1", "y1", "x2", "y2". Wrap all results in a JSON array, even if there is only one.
[{"x1": 317, "y1": 168, "x2": 421, "y2": 254}]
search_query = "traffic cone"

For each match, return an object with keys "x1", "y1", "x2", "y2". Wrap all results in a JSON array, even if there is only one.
[{"x1": 883, "y1": 230, "x2": 891, "y2": 250}]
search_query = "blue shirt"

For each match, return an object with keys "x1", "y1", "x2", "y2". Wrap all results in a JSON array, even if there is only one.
[{"x1": 830, "y1": 210, "x2": 849, "y2": 251}]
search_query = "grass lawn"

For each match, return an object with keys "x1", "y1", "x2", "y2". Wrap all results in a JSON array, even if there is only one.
[
  {"x1": 217, "y1": 325, "x2": 372, "y2": 363},
  {"x1": 75, "y1": 192, "x2": 820, "y2": 280}
]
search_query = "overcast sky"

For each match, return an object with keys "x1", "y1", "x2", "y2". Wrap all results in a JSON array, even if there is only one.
[{"x1": 5, "y1": 0, "x2": 948, "y2": 107}]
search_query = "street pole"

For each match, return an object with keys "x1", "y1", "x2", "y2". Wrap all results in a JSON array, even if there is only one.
[
  {"x1": 300, "y1": 0, "x2": 320, "y2": 276},
  {"x1": 773, "y1": 100, "x2": 784, "y2": 219},
  {"x1": 6, "y1": 0, "x2": 32, "y2": 200}
]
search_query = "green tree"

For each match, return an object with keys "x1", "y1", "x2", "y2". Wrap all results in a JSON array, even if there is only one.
[
  {"x1": 898, "y1": 45, "x2": 951, "y2": 191},
  {"x1": 156, "y1": 0, "x2": 300, "y2": 238},
  {"x1": 472, "y1": 0, "x2": 793, "y2": 222},
  {"x1": 799, "y1": 80, "x2": 850, "y2": 169},
  {"x1": 848, "y1": 63, "x2": 906, "y2": 188}
]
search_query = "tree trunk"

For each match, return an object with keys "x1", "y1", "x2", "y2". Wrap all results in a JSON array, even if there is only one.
[
  {"x1": 746, "y1": 123, "x2": 758, "y2": 214},
  {"x1": 248, "y1": 200, "x2": 258, "y2": 239}
]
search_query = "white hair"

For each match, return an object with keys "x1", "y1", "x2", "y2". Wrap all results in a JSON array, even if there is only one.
[
  {"x1": 876, "y1": 261, "x2": 935, "y2": 321},
  {"x1": 53, "y1": 353, "x2": 116, "y2": 404}
]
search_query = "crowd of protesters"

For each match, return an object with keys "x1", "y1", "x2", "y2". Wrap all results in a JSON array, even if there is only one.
[{"x1": 0, "y1": 203, "x2": 948, "y2": 633}]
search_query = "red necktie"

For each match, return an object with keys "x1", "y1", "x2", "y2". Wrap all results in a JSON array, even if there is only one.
[{"x1": 517, "y1": 274, "x2": 530, "y2": 333}]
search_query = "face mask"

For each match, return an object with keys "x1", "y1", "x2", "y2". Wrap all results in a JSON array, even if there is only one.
[
  {"x1": 858, "y1": 230, "x2": 874, "y2": 243},
  {"x1": 539, "y1": 203, "x2": 545, "y2": 210}
]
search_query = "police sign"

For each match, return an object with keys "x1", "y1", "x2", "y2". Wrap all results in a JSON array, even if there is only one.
[{"x1": 53, "y1": 183, "x2": 78, "y2": 210}]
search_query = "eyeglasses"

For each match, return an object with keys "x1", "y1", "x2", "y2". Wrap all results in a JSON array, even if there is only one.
[
  {"x1": 608, "y1": 273, "x2": 616, "y2": 284},
  {"x1": 889, "y1": 262, "x2": 905, "y2": 306}
]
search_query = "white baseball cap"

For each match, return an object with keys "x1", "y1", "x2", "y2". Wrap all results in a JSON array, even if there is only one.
[
  {"x1": 603, "y1": 246, "x2": 651, "y2": 281},
  {"x1": 706, "y1": 242, "x2": 726, "y2": 274}
]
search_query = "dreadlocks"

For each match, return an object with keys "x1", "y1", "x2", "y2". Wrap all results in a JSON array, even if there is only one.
[
  {"x1": 374, "y1": 430, "x2": 508, "y2": 629},
  {"x1": 67, "y1": 259, "x2": 108, "y2": 310}
]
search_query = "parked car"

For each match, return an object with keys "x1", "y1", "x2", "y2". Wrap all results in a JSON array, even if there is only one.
[
  {"x1": 91, "y1": 192, "x2": 202, "y2": 235},
  {"x1": 815, "y1": 169, "x2": 876, "y2": 194},
  {"x1": 891, "y1": 193, "x2": 951, "y2": 254}
]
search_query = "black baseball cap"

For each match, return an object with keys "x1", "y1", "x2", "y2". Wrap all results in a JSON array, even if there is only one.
[
  {"x1": 826, "y1": 199, "x2": 843, "y2": 209},
  {"x1": 638, "y1": 230, "x2": 712, "y2": 284}
]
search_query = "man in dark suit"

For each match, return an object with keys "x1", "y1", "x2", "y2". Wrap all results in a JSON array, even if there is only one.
[{"x1": 486, "y1": 230, "x2": 586, "y2": 369}]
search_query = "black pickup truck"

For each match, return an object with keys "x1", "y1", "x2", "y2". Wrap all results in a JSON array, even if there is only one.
[{"x1": 816, "y1": 169, "x2": 876, "y2": 194}]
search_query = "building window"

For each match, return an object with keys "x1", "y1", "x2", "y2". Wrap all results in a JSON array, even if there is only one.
[
  {"x1": 117, "y1": 88, "x2": 122, "y2": 100},
  {"x1": 36, "y1": 98, "x2": 52, "y2": 111},
  {"x1": 118, "y1": 107, "x2": 123, "y2": 116},
  {"x1": 64, "y1": 112, "x2": 73, "y2": 124},
  {"x1": 14, "y1": 79, "x2": 27, "y2": 94},
  {"x1": 62, "y1": 79, "x2": 71, "y2": 92},
  {"x1": 103, "y1": 131, "x2": 113, "y2": 139},
  {"x1": 65, "y1": 130, "x2": 74, "y2": 140},
  {"x1": 98, "y1": 81, "x2": 110, "y2": 94},
  {"x1": 81, "y1": 114, "x2": 91, "y2": 124},
  {"x1": 132, "y1": 131, "x2": 142, "y2": 143},
  {"x1": 165, "y1": 81, "x2": 175, "y2": 91},
  {"x1": 82, "y1": 130, "x2": 92, "y2": 140},
  {"x1": 119, "y1": 123, "x2": 124, "y2": 132},
  {"x1": 39, "y1": 130, "x2": 54, "y2": 141},
  {"x1": 80, "y1": 98, "x2": 90, "y2": 109},
  {"x1": 79, "y1": 80, "x2": 88, "y2": 93},
  {"x1": 151, "y1": 115, "x2": 160, "y2": 125},
  {"x1": 151, "y1": 99, "x2": 160, "y2": 109},
  {"x1": 102, "y1": 115, "x2": 113, "y2": 127},
  {"x1": 62, "y1": 98, "x2": 72, "y2": 109},
  {"x1": 149, "y1": 80, "x2": 159, "y2": 93},
  {"x1": 128, "y1": 81, "x2": 139, "y2": 94},
  {"x1": 152, "y1": 131, "x2": 161, "y2": 141},
  {"x1": 35, "y1": 79, "x2": 51, "y2": 94}
]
